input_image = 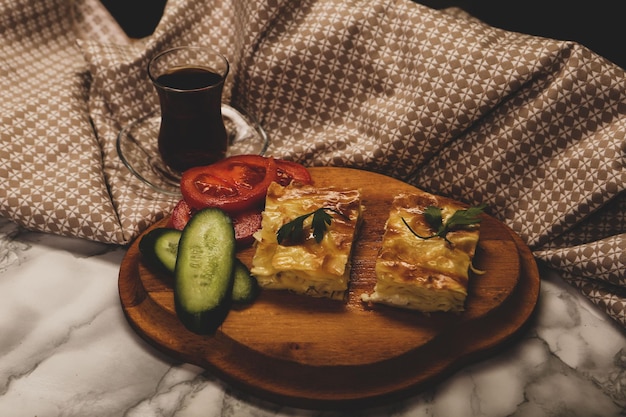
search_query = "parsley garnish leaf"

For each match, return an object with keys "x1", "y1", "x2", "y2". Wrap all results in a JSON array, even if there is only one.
[
  {"x1": 403, "y1": 203, "x2": 487, "y2": 245},
  {"x1": 277, "y1": 207, "x2": 340, "y2": 244},
  {"x1": 423, "y1": 206, "x2": 444, "y2": 233},
  {"x1": 311, "y1": 208, "x2": 333, "y2": 243},
  {"x1": 277, "y1": 214, "x2": 307, "y2": 244},
  {"x1": 446, "y1": 204, "x2": 486, "y2": 229}
]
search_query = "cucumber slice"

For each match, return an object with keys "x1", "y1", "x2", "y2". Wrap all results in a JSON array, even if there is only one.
[
  {"x1": 139, "y1": 228, "x2": 182, "y2": 274},
  {"x1": 232, "y1": 259, "x2": 259, "y2": 304},
  {"x1": 175, "y1": 208, "x2": 237, "y2": 334},
  {"x1": 139, "y1": 223, "x2": 258, "y2": 307}
]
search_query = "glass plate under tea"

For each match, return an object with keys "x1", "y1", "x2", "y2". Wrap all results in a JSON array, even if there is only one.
[{"x1": 117, "y1": 104, "x2": 269, "y2": 196}]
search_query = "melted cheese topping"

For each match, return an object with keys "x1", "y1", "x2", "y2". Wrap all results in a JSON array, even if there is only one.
[
  {"x1": 251, "y1": 182, "x2": 363, "y2": 300},
  {"x1": 361, "y1": 192, "x2": 481, "y2": 312}
]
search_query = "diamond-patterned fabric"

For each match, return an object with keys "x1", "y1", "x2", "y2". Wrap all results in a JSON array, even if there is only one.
[{"x1": 0, "y1": 0, "x2": 624, "y2": 327}]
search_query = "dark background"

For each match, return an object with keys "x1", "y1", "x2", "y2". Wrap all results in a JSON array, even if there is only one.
[
  {"x1": 99, "y1": 0, "x2": 167, "y2": 39},
  {"x1": 412, "y1": 0, "x2": 625, "y2": 70},
  {"x1": 101, "y1": 0, "x2": 626, "y2": 71}
]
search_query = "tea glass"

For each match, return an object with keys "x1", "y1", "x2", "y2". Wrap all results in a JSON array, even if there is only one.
[{"x1": 148, "y1": 46, "x2": 230, "y2": 173}]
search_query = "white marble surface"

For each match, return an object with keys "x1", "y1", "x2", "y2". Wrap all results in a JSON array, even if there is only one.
[{"x1": 1, "y1": 216, "x2": 625, "y2": 417}]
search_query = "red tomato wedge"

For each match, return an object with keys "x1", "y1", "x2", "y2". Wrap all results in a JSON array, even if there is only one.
[
  {"x1": 175, "y1": 156, "x2": 311, "y2": 248},
  {"x1": 180, "y1": 155, "x2": 278, "y2": 213},
  {"x1": 275, "y1": 159, "x2": 313, "y2": 186}
]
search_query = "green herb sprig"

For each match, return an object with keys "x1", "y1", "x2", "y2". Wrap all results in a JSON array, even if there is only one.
[
  {"x1": 402, "y1": 203, "x2": 487, "y2": 245},
  {"x1": 277, "y1": 207, "x2": 342, "y2": 244}
]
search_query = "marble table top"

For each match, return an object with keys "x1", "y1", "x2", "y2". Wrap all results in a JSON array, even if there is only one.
[{"x1": 1, "y1": 216, "x2": 624, "y2": 417}]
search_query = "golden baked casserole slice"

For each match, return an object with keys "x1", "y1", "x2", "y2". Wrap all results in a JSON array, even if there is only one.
[
  {"x1": 362, "y1": 191, "x2": 483, "y2": 312},
  {"x1": 251, "y1": 181, "x2": 363, "y2": 300}
]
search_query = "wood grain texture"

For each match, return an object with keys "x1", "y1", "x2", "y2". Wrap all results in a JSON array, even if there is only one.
[{"x1": 118, "y1": 167, "x2": 540, "y2": 409}]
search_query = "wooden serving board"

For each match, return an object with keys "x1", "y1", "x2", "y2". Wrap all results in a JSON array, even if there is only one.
[{"x1": 119, "y1": 167, "x2": 540, "y2": 409}]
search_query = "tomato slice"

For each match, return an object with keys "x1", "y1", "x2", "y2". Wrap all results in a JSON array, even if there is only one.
[
  {"x1": 180, "y1": 155, "x2": 277, "y2": 213},
  {"x1": 275, "y1": 159, "x2": 313, "y2": 186}
]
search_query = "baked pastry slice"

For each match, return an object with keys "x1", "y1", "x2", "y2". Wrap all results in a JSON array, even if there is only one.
[
  {"x1": 362, "y1": 191, "x2": 482, "y2": 312},
  {"x1": 251, "y1": 181, "x2": 363, "y2": 300}
]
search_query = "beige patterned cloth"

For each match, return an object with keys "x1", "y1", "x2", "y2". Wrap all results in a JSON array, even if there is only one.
[{"x1": 1, "y1": 0, "x2": 624, "y2": 327}]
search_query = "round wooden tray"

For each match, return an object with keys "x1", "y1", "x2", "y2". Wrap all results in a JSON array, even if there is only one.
[{"x1": 118, "y1": 167, "x2": 540, "y2": 409}]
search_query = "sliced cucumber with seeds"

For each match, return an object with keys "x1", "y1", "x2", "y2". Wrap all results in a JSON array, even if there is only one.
[
  {"x1": 139, "y1": 209, "x2": 260, "y2": 333},
  {"x1": 139, "y1": 228, "x2": 181, "y2": 274},
  {"x1": 232, "y1": 259, "x2": 259, "y2": 304},
  {"x1": 174, "y1": 207, "x2": 236, "y2": 334},
  {"x1": 139, "y1": 226, "x2": 257, "y2": 304}
]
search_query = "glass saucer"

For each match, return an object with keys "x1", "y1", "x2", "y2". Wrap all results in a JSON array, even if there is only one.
[{"x1": 117, "y1": 104, "x2": 269, "y2": 196}]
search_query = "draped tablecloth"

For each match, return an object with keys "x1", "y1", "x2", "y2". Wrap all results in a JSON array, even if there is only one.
[{"x1": 1, "y1": 0, "x2": 624, "y2": 327}]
